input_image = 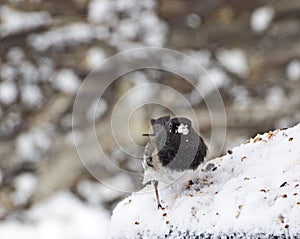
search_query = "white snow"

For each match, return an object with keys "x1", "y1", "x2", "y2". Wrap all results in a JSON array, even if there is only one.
[
  {"x1": 266, "y1": 87, "x2": 285, "y2": 110},
  {"x1": 231, "y1": 85, "x2": 251, "y2": 110},
  {"x1": 186, "y1": 49, "x2": 211, "y2": 68},
  {"x1": 126, "y1": 73, "x2": 156, "y2": 106},
  {"x1": 115, "y1": 0, "x2": 140, "y2": 12},
  {"x1": 0, "y1": 80, "x2": 18, "y2": 105},
  {"x1": 88, "y1": 0, "x2": 114, "y2": 24},
  {"x1": 65, "y1": 130, "x2": 83, "y2": 146},
  {"x1": 0, "y1": 64, "x2": 17, "y2": 81},
  {"x1": 77, "y1": 178, "x2": 127, "y2": 206},
  {"x1": 28, "y1": 23, "x2": 94, "y2": 51},
  {"x1": 38, "y1": 57, "x2": 55, "y2": 82},
  {"x1": 53, "y1": 69, "x2": 80, "y2": 94},
  {"x1": 22, "y1": 0, "x2": 166, "y2": 52},
  {"x1": 12, "y1": 173, "x2": 38, "y2": 206},
  {"x1": 250, "y1": 6, "x2": 275, "y2": 33},
  {"x1": 0, "y1": 112, "x2": 21, "y2": 136},
  {"x1": 217, "y1": 48, "x2": 249, "y2": 78},
  {"x1": 87, "y1": 0, "x2": 167, "y2": 50},
  {"x1": 21, "y1": 84, "x2": 43, "y2": 108},
  {"x1": 77, "y1": 180, "x2": 107, "y2": 205},
  {"x1": 286, "y1": 59, "x2": 300, "y2": 81},
  {"x1": 116, "y1": 19, "x2": 139, "y2": 40},
  {"x1": 94, "y1": 25, "x2": 110, "y2": 41},
  {"x1": 195, "y1": 66, "x2": 229, "y2": 101},
  {"x1": 86, "y1": 47, "x2": 107, "y2": 68},
  {"x1": 140, "y1": 12, "x2": 168, "y2": 46},
  {"x1": 0, "y1": 6, "x2": 51, "y2": 38},
  {"x1": 7, "y1": 47, "x2": 25, "y2": 64},
  {"x1": 0, "y1": 192, "x2": 110, "y2": 239},
  {"x1": 109, "y1": 123, "x2": 300, "y2": 238},
  {"x1": 16, "y1": 126, "x2": 52, "y2": 161},
  {"x1": 138, "y1": 0, "x2": 156, "y2": 10},
  {"x1": 86, "y1": 98, "x2": 108, "y2": 122},
  {"x1": 19, "y1": 61, "x2": 39, "y2": 83},
  {"x1": 177, "y1": 124, "x2": 189, "y2": 135}
]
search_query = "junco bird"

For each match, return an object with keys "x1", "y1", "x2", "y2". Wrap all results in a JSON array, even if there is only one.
[{"x1": 142, "y1": 116, "x2": 208, "y2": 209}]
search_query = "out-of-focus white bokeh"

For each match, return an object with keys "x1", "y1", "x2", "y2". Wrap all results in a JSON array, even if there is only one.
[{"x1": 0, "y1": 0, "x2": 300, "y2": 238}]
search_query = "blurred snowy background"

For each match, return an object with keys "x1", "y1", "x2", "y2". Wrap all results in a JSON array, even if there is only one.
[{"x1": 0, "y1": 0, "x2": 300, "y2": 238}]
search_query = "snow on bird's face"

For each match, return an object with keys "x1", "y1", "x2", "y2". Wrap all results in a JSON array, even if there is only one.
[
  {"x1": 177, "y1": 123, "x2": 189, "y2": 135},
  {"x1": 168, "y1": 118, "x2": 191, "y2": 135}
]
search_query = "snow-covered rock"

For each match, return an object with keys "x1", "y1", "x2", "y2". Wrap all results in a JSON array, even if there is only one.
[{"x1": 109, "y1": 124, "x2": 300, "y2": 238}]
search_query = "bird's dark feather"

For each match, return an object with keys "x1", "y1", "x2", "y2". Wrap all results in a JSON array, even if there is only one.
[{"x1": 149, "y1": 116, "x2": 207, "y2": 171}]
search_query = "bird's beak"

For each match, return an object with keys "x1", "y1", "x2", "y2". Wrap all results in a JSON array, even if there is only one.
[
  {"x1": 142, "y1": 133, "x2": 156, "y2": 137},
  {"x1": 177, "y1": 123, "x2": 189, "y2": 135}
]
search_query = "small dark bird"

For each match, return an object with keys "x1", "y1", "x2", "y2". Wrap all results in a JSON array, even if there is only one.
[{"x1": 142, "y1": 116, "x2": 207, "y2": 209}]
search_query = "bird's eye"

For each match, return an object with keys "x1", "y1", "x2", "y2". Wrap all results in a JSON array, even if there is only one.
[
  {"x1": 146, "y1": 156, "x2": 153, "y2": 167},
  {"x1": 169, "y1": 123, "x2": 173, "y2": 128}
]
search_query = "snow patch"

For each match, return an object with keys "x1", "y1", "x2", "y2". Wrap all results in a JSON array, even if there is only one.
[
  {"x1": 16, "y1": 126, "x2": 53, "y2": 161},
  {"x1": 86, "y1": 47, "x2": 107, "y2": 68},
  {"x1": 195, "y1": 66, "x2": 229, "y2": 101},
  {"x1": 7, "y1": 47, "x2": 25, "y2": 64},
  {"x1": 0, "y1": 112, "x2": 21, "y2": 137},
  {"x1": 13, "y1": 173, "x2": 38, "y2": 206},
  {"x1": 88, "y1": 0, "x2": 114, "y2": 24},
  {"x1": 266, "y1": 87, "x2": 285, "y2": 110},
  {"x1": 38, "y1": 57, "x2": 55, "y2": 82},
  {"x1": 87, "y1": 0, "x2": 167, "y2": 50},
  {"x1": 177, "y1": 124, "x2": 189, "y2": 135},
  {"x1": 116, "y1": 19, "x2": 139, "y2": 40},
  {"x1": 0, "y1": 6, "x2": 51, "y2": 38},
  {"x1": 140, "y1": 12, "x2": 167, "y2": 47},
  {"x1": 286, "y1": 59, "x2": 300, "y2": 81},
  {"x1": 53, "y1": 69, "x2": 80, "y2": 94},
  {"x1": 217, "y1": 48, "x2": 249, "y2": 78},
  {"x1": 0, "y1": 80, "x2": 18, "y2": 105},
  {"x1": 21, "y1": 84, "x2": 43, "y2": 108},
  {"x1": 77, "y1": 179, "x2": 126, "y2": 206},
  {"x1": 0, "y1": 64, "x2": 17, "y2": 81},
  {"x1": 86, "y1": 99, "x2": 108, "y2": 122},
  {"x1": 250, "y1": 6, "x2": 275, "y2": 33},
  {"x1": 28, "y1": 23, "x2": 94, "y2": 51},
  {"x1": 0, "y1": 192, "x2": 110, "y2": 239},
  {"x1": 19, "y1": 61, "x2": 39, "y2": 83}
]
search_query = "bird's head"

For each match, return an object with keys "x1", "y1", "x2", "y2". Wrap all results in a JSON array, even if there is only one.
[{"x1": 150, "y1": 115, "x2": 170, "y2": 135}]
